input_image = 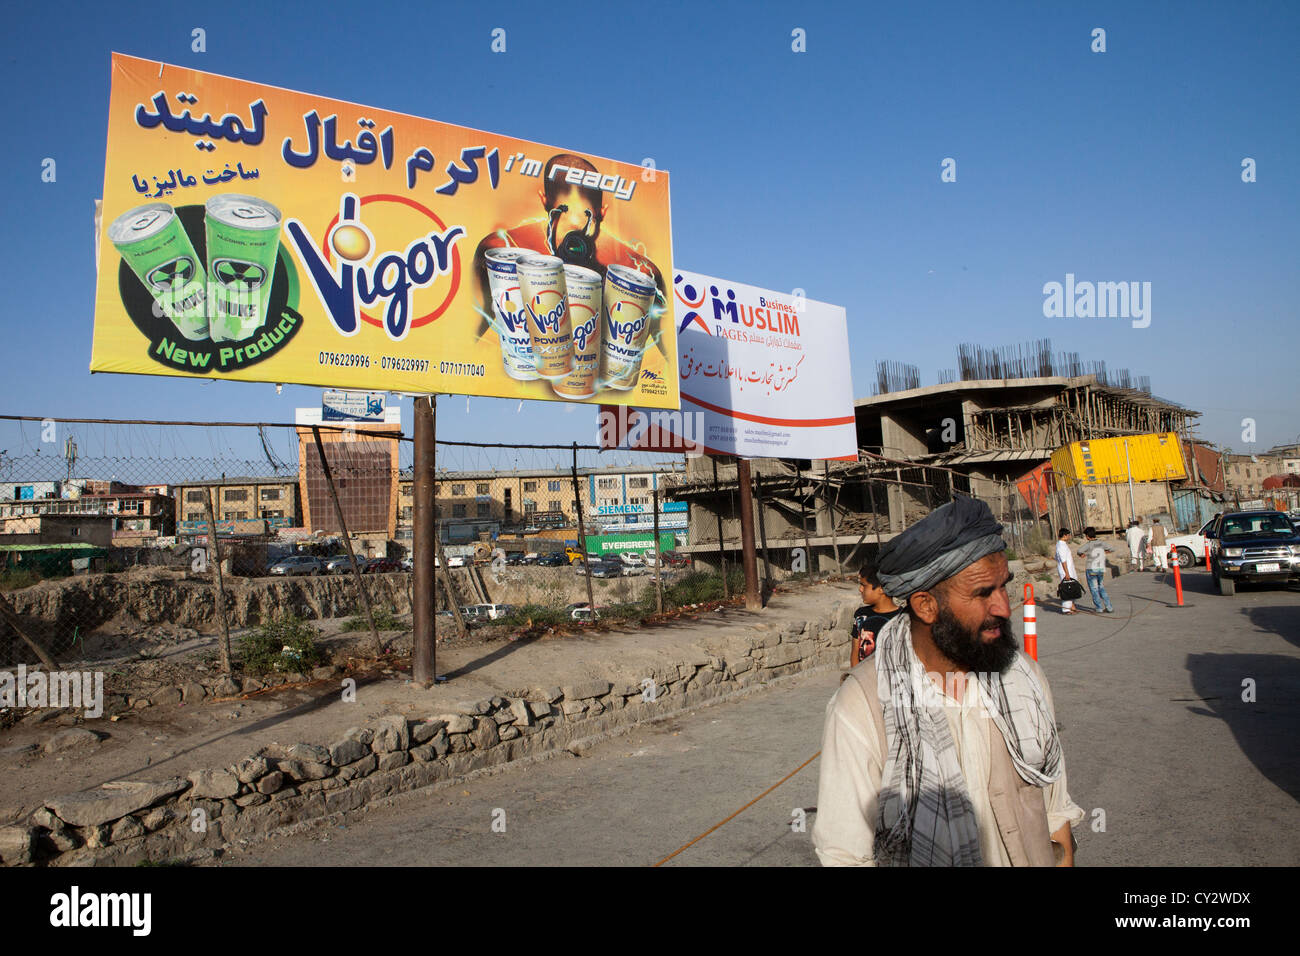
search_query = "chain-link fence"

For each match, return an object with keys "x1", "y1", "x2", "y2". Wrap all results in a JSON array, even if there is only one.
[{"x1": 0, "y1": 416, "x2": 702, "y2": 690}]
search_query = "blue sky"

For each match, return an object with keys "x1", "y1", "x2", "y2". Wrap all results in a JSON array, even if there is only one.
[{"x1": 1, "y1": 0, "x2": 1296, "y2": 469}]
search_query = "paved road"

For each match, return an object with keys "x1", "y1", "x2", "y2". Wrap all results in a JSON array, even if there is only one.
[{"x1": 216, "y1": 568, "x2": 1300, "y2": 866}]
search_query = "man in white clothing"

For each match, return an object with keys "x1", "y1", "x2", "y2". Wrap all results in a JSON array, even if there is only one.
[
  {"x1": 1055, "y1": 527, "x2": 1077, "y2": 614},
  {"x1": 1125, "y1": 520, "x2": 1147, "y2": 572},
  {"x1": 812, "y1": 496, "x2": 1084, "y2": 867}
]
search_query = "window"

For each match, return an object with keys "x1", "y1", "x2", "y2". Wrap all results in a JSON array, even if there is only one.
[
  {"x1": 477, "y1": 483, "x2": 489, "y2": 494},
  {"x1": 262, "y1": 510, "x2": 284, "y2": 519},
  {"x1": 400, "y1": 506, "x2": 412, "y2": 521},
  {"x1": 476, "y1": 502, "x2": 490, "y2": 517},
  {"x1": 452, "y1": 503, "x2": 467, "y2": 517},
  {"x1": 523, "y1": 481, "x2": 537, "y2": 491},
  {"x1": 186, "y1": 490, "x2": 206, "y2": 503},
  {"x1": 185, "y1": 511, "x2": 205, "y2": 523},
  {"x1": 630, "y1": 477, "x2": 649, "y2": 489},
  {"x1": 548, "y1": 480, "x2": 562, "y2": 492},
  {"x1": 598, "y1": 477, "x2": 619, "y2": 490},
  {"x1": 549, "y1": 500, "x2": 561, "y2": 512},
  {"x1": 260, "y1": 488, "x2": 281, "y2": 501},
  {"x1": 224, "y1": 489, "x2": 248, "y2": 502},
  {"x1": 523, "y1": 501, "x2": 537, "y2": 515},
  {"x1": 452, "y1": 484, "x2": 465, "y2": 496},
  {"x1": 223, "y1": 511, "x2": 248, "y2": 520}
]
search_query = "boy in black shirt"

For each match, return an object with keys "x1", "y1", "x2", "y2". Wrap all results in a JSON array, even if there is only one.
[{"x1": 849, "y1": 560, "x2": 903, "y2": 666}]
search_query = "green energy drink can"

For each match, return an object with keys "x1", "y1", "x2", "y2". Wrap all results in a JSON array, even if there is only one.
[
  {"x1": 107, "y1": 203, "x2": 209, "y2": 340},
  {"x1": 204, "y1": 194, "x2": 282, "y2": 342}
]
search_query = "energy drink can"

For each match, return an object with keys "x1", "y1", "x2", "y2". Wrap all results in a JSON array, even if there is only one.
[
  {"x1": 550, "y1": 264, "x2": 603, "y2": 399},
  {"x1": 600, "y1": 264, "x2": 657, "y2": 390},
  {"x1": 484, "y1": 247, "x2": 540, "y2": 381},
  {"x1": 107, "y1": 203, "x2": 209, "y2": 340},
  {"x1": 204, "y1": 194, "x2": 282, "y2": 342},
  {"x1": 516, "y1": 254, "x2": 572, "y2": 380}
]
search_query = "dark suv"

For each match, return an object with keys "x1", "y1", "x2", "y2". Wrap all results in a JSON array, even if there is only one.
[{"x1": 1209, "y1": 509, "x2": 1300, "y2": 595}]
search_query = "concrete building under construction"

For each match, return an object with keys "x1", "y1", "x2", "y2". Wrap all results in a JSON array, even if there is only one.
[{"x1": 669, "y1": 342, "x2": 1206, "y2": 575}]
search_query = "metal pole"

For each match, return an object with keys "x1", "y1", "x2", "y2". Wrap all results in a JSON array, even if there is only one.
[
  {"x1": 823, "y1": 460, "x2": 841, "y2": 574},
  {"x1": 653, "y1": 483, "x2": 663, "y2": 613},
  {"x1": 412, "y1": 396, "x2": 436, "y2": 685},
  {"x1": 1124, "y1": 439, "x2": 1137, "y2": 520},
  {"x1": 712, "y1": 456, "x2": 728, "y2": 598},
  {"x1": 202, "y1": 489, "x2": 233, "y2": 674},
  {"x1": 572, "y1": 443, "x2": 596, "y2": 615},
  {"x1": 798, "y1": 471, "x2": 812, "y2": 577},
  {"x1": 311, "y1": 426, "x2": 383, "y2": 657},
  {"x1": 736, "y1": 458, "x2": 761, "y2": 610},
  {"x1": 755, "y1": 471, "x2": 773, "y2": 594}
]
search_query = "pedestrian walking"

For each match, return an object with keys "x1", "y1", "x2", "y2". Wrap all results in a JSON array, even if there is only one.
[
  {"x1": 1055, "y1": 528, "x2": 1078, "y2": 614},
  {"x1": 1076, "y1": 527, "x2": 1114, "y2": 613},
  {"x1": 1125, "y1": 520, "x2": 1146, "y2": 573},
  {"x1": 1150, "y1": 519, "x2": 1169, "y2": 570}
]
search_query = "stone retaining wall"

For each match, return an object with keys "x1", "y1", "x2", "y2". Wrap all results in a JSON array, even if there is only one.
[{"x1": 0, "y1": 596, "x2": 859, "y2": 866}]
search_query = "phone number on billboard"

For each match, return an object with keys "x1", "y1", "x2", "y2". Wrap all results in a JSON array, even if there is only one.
[{"x1": 318, "y1": 351, "x2": 371, "y2": 369}]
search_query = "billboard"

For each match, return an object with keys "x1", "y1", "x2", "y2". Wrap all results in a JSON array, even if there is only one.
[
  {"x1": 584, "y1": 532, "x2": 678, "y2": 556},
  {"x1": 91, "y1": 54, "x2": 677, "y2": 409},
  {"x1": 598, "y1": 270, "x2": 856, "y2": 459}
]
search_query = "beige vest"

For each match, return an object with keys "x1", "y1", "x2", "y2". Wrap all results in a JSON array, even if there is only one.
[{"x1": 849, "y1": 659, "x2": 1057, "y2": 867}]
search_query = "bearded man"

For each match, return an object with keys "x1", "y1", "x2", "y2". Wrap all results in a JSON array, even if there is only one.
[{"x1": 812, "y1": 496, "x2": 1084, "y2": 866}]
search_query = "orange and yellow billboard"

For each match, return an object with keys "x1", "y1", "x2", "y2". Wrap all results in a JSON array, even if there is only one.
[{"x1": 91, "y1": 54, "x2": 677, "y2": 408}]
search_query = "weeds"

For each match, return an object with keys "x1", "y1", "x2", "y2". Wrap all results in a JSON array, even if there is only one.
[{"x1": 239, "y1": 614, "x2": 327, "y2": 675}]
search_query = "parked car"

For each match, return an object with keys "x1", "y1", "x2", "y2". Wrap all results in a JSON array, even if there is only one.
[
  {"x1": 505, "y1": 552, "x2": 527, "y2": 566},
  {"x1": 571, "y1": 607, "x2": 601, "y2": 622},
  {"x1": 1165, "y1": 518, "x2": 1219, "y2": 568},
  {"x1": 617, "y1": 552, "x2": 646, "y2": 569},
  {"x1": 522, "y1": 552, "x2": 540, "y2": 564},
  {"x1": 590, "y1": 560, "x2": 623, "y2": 579},
  {"x1": 446, "y1": 554, "x2": 467, "y2": 568},
  {"x1": 660, "y1": 550, "x2": 691, "y2": 568},
  {"x1": 1209, "y1": 509, "x2": 1300, "y2": 595},
  {"x1": 537, "y1": 552, "x2": 566, "y2": 567},
  {"x1": 268, "y1": 555, "x2": 323, "y2": 576},
  {"x1": 324, "y1": 555, "x2": 354, "y2": 574},
  {"x1": 460, "y1": 605, "x2": 490, "y2": 624},
  {"x1": 362, "y1": 557, "x2": 401, "y2": 574}
]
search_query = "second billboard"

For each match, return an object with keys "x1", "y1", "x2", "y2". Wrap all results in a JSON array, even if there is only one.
[{"x1": 600, "y1": 270, "x2": 856, "y2": 459}]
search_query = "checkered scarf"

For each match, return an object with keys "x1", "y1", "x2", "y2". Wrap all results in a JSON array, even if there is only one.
[{"x1": 872, "y1": 613, "x2": 1063, "y2": 867}]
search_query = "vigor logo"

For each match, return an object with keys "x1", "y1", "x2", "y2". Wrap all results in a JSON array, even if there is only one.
[{"x1": 286, "y1": 193, "x2": 466, "y2": 342}]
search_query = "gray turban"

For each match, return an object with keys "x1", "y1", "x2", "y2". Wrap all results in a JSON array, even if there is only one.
[{"x1": 875, "y1": 495, "x2": 1005, "y2": 601}]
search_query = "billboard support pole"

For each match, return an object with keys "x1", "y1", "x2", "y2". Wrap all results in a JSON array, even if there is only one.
[
  {"x1": 713, "y1": 457, "x2": 728, "y2": 599},
  {"x1": 736, "y1": 458, "x2": 762, "y2": 610},
  {"x1": 202, "y1": 490, "x2": 233, "y2": 675},
  {"x1": 412, "y1": 396, "x2": 436, "y2": 685},
  {"x1": 824, "y1": 460, "x2": 841, "y2": 575},
  {"x1": 653, "y1": 483, "x2": 664, "y2": 614},
  {"x1": 572, "y1": 442, "x2": 596, "y2": 616},
  {"x1": 755, "y1": 470, "x2": 773, "y2": 601},
  {"x1": 312, "y1": 426, "x2": 382, "y2": 657},
  {"x1": 798, "y1": 471, "x2": 812, "y2": 578}
]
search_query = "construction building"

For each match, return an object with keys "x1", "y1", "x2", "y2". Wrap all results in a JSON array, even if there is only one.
[{"x1": 670, "y1": 342, "x2": 1211, "y2": 575}]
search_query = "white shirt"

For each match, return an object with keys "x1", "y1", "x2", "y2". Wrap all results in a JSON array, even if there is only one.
[
  {"x1": 812, "y1": 647, "x2": 1085, "y2": 866},
  {"x1": 1054, "y1": 539, "x2": 1075, "y2": 579},
  {"x1": 1125, "y1": 526, "x2": 1145, "y2": 554}
]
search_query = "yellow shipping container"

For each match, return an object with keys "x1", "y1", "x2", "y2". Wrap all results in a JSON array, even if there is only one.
[{"x1": 1050, "y1": 432, "x2": 1186, "y2": 485}]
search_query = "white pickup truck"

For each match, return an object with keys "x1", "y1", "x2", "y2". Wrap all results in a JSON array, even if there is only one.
[{"x1": 1166, "y1": 516, "x2": 1219, "y2": 568}]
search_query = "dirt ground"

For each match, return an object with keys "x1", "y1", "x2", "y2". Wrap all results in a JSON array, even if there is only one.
[{"x1": 0, "y1": 577, "x2": 867, "y2": 827}]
